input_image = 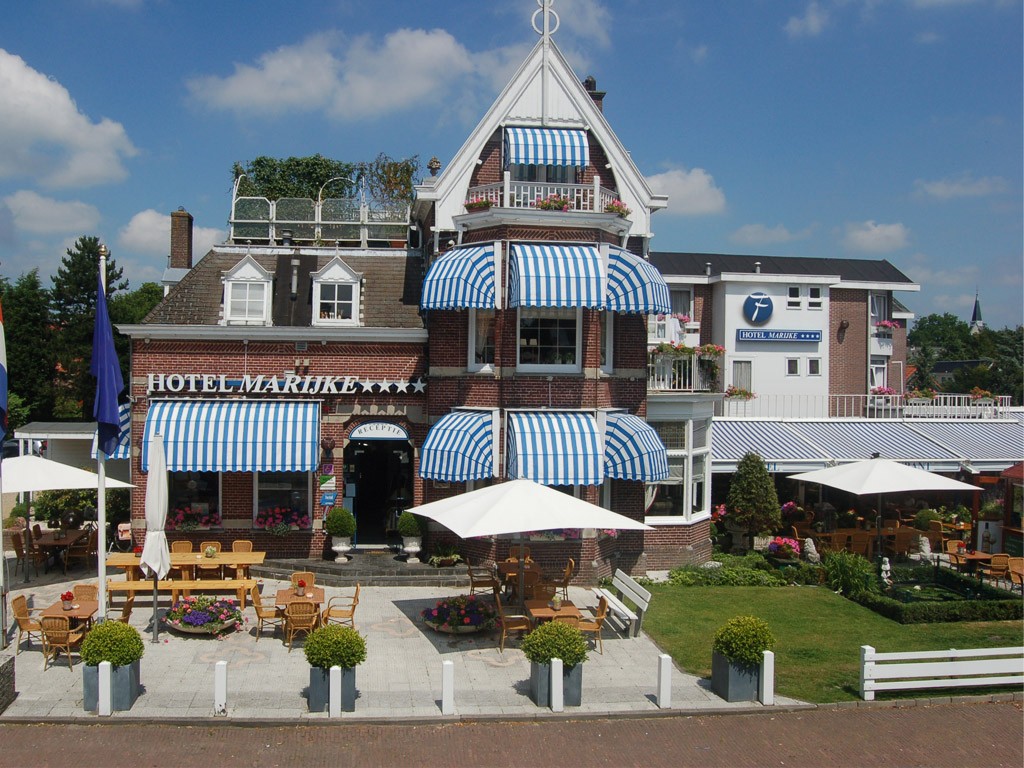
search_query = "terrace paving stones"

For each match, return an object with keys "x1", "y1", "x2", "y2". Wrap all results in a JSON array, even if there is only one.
[{"x1": 1, "y1": 564, "x2": 802, "y2": 721}]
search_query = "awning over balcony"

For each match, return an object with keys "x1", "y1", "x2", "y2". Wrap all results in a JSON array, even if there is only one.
[
  {"x1": 504, "y1": 127, "x2": 589, "y2": 167},
  {"x1": 906, "y1": 421, "x2": 1024, "y2": 471},
  {"x1": 419, "y1": 410, "x2": 496, "y2": 482},
  {"x1": 420, "y1": 245, "x2": 497, "y2": 310},
  {"x1": 91, "y1": 402, "x2": 131, "y2": 460},
  {"x1": 606, "y1": 248, "x2": 671, "y2": 314},
  {"x1": 508, "y1": 244, "x2": 604, "y2": 308},
  {"x1": 711, "y1": 421, "x2": 833, "y2": 473},
  {"x1": 141, "y1": 400, "x2": 320, "y2": 472},
  {"x1": 793, "y1": 421, "x2": 961, "y2": 468},
  {"x1": 603, "y1": 412, "x2": 669, "y2": 481},
  {"x1": 506, "y1": 411, "x2": 603, "y2": 486}
]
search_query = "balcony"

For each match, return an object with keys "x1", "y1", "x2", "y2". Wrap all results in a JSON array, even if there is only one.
[
  {"x1": 465, "y1": 171, "x2": 619, "y2": 214},
  {"x1": 711, "y1": 393, "x2": 1012, "y2": 419},
  {"x1": 869, "y1": 331, "x2": 894, "y2": 357},
  {"x1": 647, "y1": 353, "x2": 720, "y2": 393},
  {"x1": 229, "y1": 196, "x2": 410, "y2": 247}
]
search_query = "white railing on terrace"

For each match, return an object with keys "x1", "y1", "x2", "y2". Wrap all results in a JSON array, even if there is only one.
[
  {"x1": 712, "y1": 393, "x2": 1013, "y2": 419},
  {"x1": 230, "y1": 196, "x2": 410, "y2": 247},
  {"x1": 647, "y1": 354, "x2": 719, "y2": 393},
  {"x1": 465, "y1": 171, "x2": 618, "y2": 214}
]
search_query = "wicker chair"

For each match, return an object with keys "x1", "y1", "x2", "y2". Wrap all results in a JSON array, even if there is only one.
[
  {"x1": 196, "y1": 541, "x2": 223, "y2": 579},
  {"x1": 284, "y1": 600, "x2": 319, "y2": 651},
  {"x1": 291, "y1": 571, "x2": 316, "y2": 589},
  {"x1": 467, "y1": 564, "x2": 499, "y2": 596},
  {"x1": 978, "y1": 554, "x2": 1010, "y2": 586},
  {"x1": 231, "y1": 539, "x2": 254, "y2": 578},
  {"x1": 250, "y1": 585, "x2": 284, "y2": 641},
  {"x1": 321, "y1": 584, "x2": 360, "y2": 629},
  {"x1": 40, "y1": 615, "x2": 85, "y2": 670},
  {"x1": 578, "y1": 597, "x2": 608, "y2": 654},
  {"x1": 72, "y1": 583, "x2": 98, "y2": 602},
  {"x1": 112, "y1": 594, "x2": 135, "y2": 624},
  {"x1": 169, "y1": 540, "x2": 194, "y2": 580},
  {"x1": 64, "y1": 530, "x2": 97, "y2": 574},
  {"x1": 1008, "y1": 558, "x2": 1023, "y2": 593},
  {"x1": 492, "y1": 587, "x2": 531, "y2": 653},
  {"x1": 11, "y1": 595, "x2": 43, "y2": 655}
]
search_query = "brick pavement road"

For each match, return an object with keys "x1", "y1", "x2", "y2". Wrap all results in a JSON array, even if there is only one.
[{"x1": 0, "y1": 701, "x2": 1019, "y2": 768}]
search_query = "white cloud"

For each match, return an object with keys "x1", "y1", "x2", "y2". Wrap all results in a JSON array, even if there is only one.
[
  {"x1": 785, "y1": 2, "x2": 830, "y2": 38},
  {"x1": 647, "y1": 167, "x2": 726, "y2": 216},
  {"x1": 729, "y1": 223, "x2": 813, "y2": 246},
  {"x1": 843, "y1": 220, "x2": 910, "y2": 252},
  {"x1": 906, "y1": 252, "x2": 978, "y2": 287},
  {"x1": 0, "y1": 49, "x2": 137, "y2": 188},
  {"x1": 554, "y1": 0, "x2": 613, "y2": 49},
  {"x1": 909, "y1": 0, "x2": 982, "y2": 8},
  {"x1": 691, "y1": 45, "x2": 709, "y2": 64},
  {"x1": 914, "y1": 30, "x2": 943, "y2": 44},
  {"x1": 188, "y1": 29, "x2": 476, "y2": 121},
  {"x1": 2, "y1": 190, "x2": 100, "y2": 234},
  {"x1": 914, "y1": 173, "x2": 1008, "y2": 199},
  {"x1": 118, "y1": 209, "x2": 223, "y2": 258}
]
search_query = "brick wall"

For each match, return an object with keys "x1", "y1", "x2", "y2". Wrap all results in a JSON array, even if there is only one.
[
  {"x1": 642, "y1": 519, "x2": 712, "y2": 570},
  {"x1": 890, "y1": 317, "x2": 908, "y2": 390},
  {"x1": 0, "y1": 655, "x2": 13, "y2": 714},
  {"x1": 829, "y1": 288, "x2": 868, "y2": 396},
  {"x1": 169, "y1": 208, "x2": 193, "y2": 269}
]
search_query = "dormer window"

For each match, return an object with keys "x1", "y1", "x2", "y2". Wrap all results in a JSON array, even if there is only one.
[
  {"x1": 312, "y1": 256, "x2": 361, "y2": 326},
  {"x1": 222, "y1": 255, "x2": 272, "y2": 326}
]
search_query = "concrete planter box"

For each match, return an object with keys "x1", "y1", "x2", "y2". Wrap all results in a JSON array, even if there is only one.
[
  {"x1": 307, "y1": 666, "x2": 356, "y2": 713},
  {"x1": 710, "y1": 651, "x2": 759, "y2": 702},
  {"x1": 529, "y1": 661, "x2": 582, "y2": 707},
  {"x1": 82, "y1": 660, "x2": 141, "y2": 712}
]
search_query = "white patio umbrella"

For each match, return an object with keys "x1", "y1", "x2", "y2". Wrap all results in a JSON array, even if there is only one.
[
  {"x1": 139, "y1": 434, "x2": 171, "y2": 643},
  {"x1": 2, "y1": 455, "x2": 134, "y2": 493},
  {"x1": 408, "y1": 478, "x2": 652, "y2": 604}
]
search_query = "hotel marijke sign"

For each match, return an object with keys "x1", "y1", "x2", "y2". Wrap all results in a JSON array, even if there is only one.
[{"x1": 146, "y1": 373, "x2": 423, "y2": 396}]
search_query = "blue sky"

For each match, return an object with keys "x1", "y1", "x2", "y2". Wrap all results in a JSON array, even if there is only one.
[{"x1": 1, "y1": 0, "x2": 1020, "y2": 329}]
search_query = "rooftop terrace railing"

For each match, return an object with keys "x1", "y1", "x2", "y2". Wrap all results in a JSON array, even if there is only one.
[
  {"x1": 712, "y1": 393, "x2": 1013, "y2": 419},
  {"x1": 230, "y1": 196, "x2": 410, "y2": 247},
  {"x1": 465, "y1": 172, "x2": 619, "y2": 214}
]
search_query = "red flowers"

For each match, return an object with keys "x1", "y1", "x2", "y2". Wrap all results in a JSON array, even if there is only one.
[
  {"x1": 61, "y1": 591, "x2": 74, "y2": 602},
  {"x1": 297, "y1": 579, "x2": 306, "y2": 589},
  {"x1": 133, "y1": 545, "x2": 143, "y2": 555}
]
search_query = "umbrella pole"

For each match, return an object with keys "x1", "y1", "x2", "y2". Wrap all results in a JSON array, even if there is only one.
[{"x1": 152, "y1": 574, "x2": 159, "y2": 643}]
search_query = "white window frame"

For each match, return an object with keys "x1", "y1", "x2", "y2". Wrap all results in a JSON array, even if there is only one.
[
  {"x1": 787, "y1": 286, "x2": 802, "y2": 309},
  {"x1": 312, "y1": 257, "x2": 361, "y2": 327},
  {"x1": 808, "y1": 358, "x2": 822, "y2": 376},
  {"x1": 869, "y1": 293, "x2": 888, "y2": 326},
  {"x1": 732, "y1": 359, "x2": 753, "y2": 392},
  {"x1": 786, "y1": 358, "x2": 800, "y2": 376},
  {"x1": 808, "y1": 286, "x2": 823, "y2": 310},
  {"x1": 869, "y1": 355, "x2": 888, "y2": 390},
  {"x1": 516, "y1": 307, "x2": 582, "y2": 374},
  {"x1": 644, "y1": 419, "x2": 712, "y2": 526},
  {"x1": 222, "y1": 254, "x2": 272, "y2": 326},
  {"x1": 670, "y1": 288, "x2": 692, "y2": 317},
  {"x1": 468, "y1": 309, "x2": 496, "y2": 373},
  {"x1": 600, "y1": 311, "x2": 614, "y2": 374}
]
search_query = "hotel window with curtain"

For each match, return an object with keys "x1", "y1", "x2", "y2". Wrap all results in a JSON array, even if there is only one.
[{"x1": 517, "y1": 308, "x2": 580, "y2": 371}]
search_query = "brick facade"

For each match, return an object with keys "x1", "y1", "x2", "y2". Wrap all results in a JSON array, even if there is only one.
[{"x1": 829, "y1": 288, "x2": 869, "y2": 396}]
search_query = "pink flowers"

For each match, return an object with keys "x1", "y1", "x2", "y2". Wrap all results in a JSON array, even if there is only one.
[
  {"x1": 874, "y1": 319, "x2": 899, "y2": 330},
  {"x1": 604, "y1": 199, "x2": 631, "y2": 217},
  {"x1": 871, "y1": 386, "x2": 897, "y2": 396}
]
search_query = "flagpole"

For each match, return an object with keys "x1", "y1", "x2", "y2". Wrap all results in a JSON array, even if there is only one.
[{"x1": 96, "y1": 244, "x2": 109, "y2": 620}]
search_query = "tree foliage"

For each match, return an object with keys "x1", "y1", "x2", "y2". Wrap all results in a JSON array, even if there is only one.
[
  {"x1": 908, "y1": 313, "x2": 972, "y2": 359},
  {"x1": 0, "y1": 269, "x2": 55, "y2": 421},
  {"x1": 726, "y1": 452, "x2": 781, "y2": 534},
  {"x1": 233, "y1": 153, "x2": 419, "y2": 203}
]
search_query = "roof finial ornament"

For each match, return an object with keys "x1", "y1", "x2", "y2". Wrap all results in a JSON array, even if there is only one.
[{"x1": 532, "y1": 0, "x2": 560, "y2": 41}]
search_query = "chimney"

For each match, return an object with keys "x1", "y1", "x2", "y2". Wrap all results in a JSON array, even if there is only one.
[
  {"x1": 583, "y1": 75, "x2": 606, "y2": 113},
  {"x1": 169, "y1": 207, "x2": 194, "y2": 269}
]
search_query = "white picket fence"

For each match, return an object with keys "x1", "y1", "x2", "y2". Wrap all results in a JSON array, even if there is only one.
[{"x1": 860, "y1": 645, "x2": 1024, "y2": 701}]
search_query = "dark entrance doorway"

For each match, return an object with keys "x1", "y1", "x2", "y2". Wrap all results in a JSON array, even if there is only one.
[{"x1": 343, "y1": 439, "x2": 413, "y2": 546}]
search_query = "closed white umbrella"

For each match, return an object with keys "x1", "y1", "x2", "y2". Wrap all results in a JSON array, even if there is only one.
[{"x1": 139, "y1": 434, "x2": 170, "y2": 642}]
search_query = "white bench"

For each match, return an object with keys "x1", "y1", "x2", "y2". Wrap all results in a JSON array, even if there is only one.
[
  {"x1": 593, "y1": 569, "x2": 651, "y2": 638},
  {"x1": 860, "y1": 645, "x2": 1024, "y2": 701}
]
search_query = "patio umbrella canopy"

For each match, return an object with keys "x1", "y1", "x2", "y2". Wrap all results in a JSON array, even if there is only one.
[
  {"x1": 788, "y1": 458, "x2": 980, "y2": 497},
  {"x1": 2, "y1": 455, "x2": 134, "y2": 493},
  {"x1": 139, "y1": 434, "x2": 171, "y2": 643}
]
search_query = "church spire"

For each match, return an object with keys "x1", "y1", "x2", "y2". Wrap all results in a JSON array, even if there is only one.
[{"x1": 970, "y1": 291, "x2": 984, "y2": 335}]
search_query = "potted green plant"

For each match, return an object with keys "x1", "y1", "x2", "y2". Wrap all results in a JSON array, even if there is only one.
[
  {"x1": 427, "y1": 543, "x2": 463, "y2": 567},
  {"x1": 396, "y1": 511, "x2": 423, "y2": 563},
  {"x1": 520, "y1": 620, "x2": 589, "y2": 707},
  {"x1": 304, "y1": 625, "x2": 367, "y2": 712},
  {"x1": 324, "y1": 507, "x2": 357, "y2": 562},
  {"x1": 81, "y1": 620, "x2": 146, "y2": 712},
  {"x1": 710, "y1": 615, "x2": 775, "y2": 702},
  {"x1": 726, "y1": 453, "x2": 782, "y2": 551}
]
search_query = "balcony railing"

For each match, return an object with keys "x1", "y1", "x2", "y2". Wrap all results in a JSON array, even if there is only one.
[
  {"x1": 711, "y1": 393, "x2": 1012, "y2": 419},
  {"x1": 647, "y1": 354, "x2": 719, "y2": 393},
  {"x1": 230, "y1": 196, "x2": 410, "y2": 247},
  {"x1": 465, "y1": 171, "x2": 618, "y2": 213}
]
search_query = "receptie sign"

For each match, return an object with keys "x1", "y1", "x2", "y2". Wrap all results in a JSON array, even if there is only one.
[{"x1": 737, "y1": 329, "x2": 822, "y2": 342}]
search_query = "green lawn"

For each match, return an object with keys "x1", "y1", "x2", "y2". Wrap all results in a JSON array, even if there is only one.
[{"x1": 643, "y1": 584, "x2": 1023, "y2": 703}]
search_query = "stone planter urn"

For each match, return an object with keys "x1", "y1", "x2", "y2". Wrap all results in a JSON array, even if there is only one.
[
  {"x1": 401, "y1": 536, "x2": 422, "y2": 563},
  {"x1": 83, "y1": 660, "x2": 141, "y2": 712},
  {"x1": 330, "y1": 536, "x2": 353, "y2": 563}
]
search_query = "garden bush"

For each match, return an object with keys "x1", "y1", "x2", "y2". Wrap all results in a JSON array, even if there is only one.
[
  {"x1": 520, "y1": 620, "x2": 589, "y2": 667},
  {"x1": 822, "y1": 550, "x2": 878, "y2": 596},
  {"x1": 304, "y1": 625, "x2": 367, "y2": 669},
  {"x1": 711, "y1": 616, "x2": 775, "y2": 666},
  {"x1": 854, "y1": 591, "x2": 1022, "y2": 624},
  {"x1": 726, "y1": 453, "x2": 782, "y2": 535},
  {"x1": 80, "y1": 621, "x2": 145, "y2": 667}
]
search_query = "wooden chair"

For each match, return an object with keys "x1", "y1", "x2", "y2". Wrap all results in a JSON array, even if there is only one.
[
  {"x1": 249, "y1": 585, "x2": 284, "y2": 641},
  {"x1": 230, "y1": 539, "x2": 254, "y2": 578},
  {"x1": 578, "y1": 597, "x2": 608, "y2": 654},
  {"x1": 11, "y1": 595, "x2": 43, "y2": 655},
  {"x1": 113, "y1": 594, "x2": 135, "y2": 624},
  {"x1": 550, "y1": 558, "x2": 575, "y2": 600},
  {"x1": 10, "y1": 531, "x2": 28, "y2": 575},
  {"x1": 40, "y1": 615, "x2": 85, "y2": 670},
  {"x1": 509, "y1": 570, "x2": 540, "y2": 603},
  {"x1": 12, "y1": 531, "x2": 48, "y2": 576},
  {"x1": 943, "y1": 539, "x2": 967, "y2": 573},
  {"x1": 885, "y1": 528, "x2": 916, "y2": 559},
  {"x1": 467, "y1": 564, "x2": 499, "y2": 596},
  {"x1": 64, "y1": 530, "x2": 97, "y2": 574},
  {"x1": 284, "y1": 600, "x2": 319, "y2": 651},
  {"x1": 978, "y1": 554, "x2": 1010, "y2": 586},
  {"x1": 321, "y1": 584, "x2": 360, "y2": 629},
  {"x1": 291, "y1": 571, "x2": 315, "y2": 589},
  {"x1": 197, "y1": 541, "x2": 223, "y2": 579},
  {"x1": 169, "y1": 540, "x2": 194, "y2": 580},
  {"x1": 553, "y1": 615, "x2": 580, "y2": 627},
  {"x1": 32, "y1": 523, "x2": 42, "y2": 539},
  {"x1": 531, "y1": 582, "x2": 557, "y2": 602},
  {"x1": 828, "y1": 533, "x2": 850, "y2": 552},
  {"x1": 1007, "y1": 558, "x2": 1023, "y2": 593},
  {"x1": 491, "y1": 587, "x2": 531, "y2": 653},
  {"x1": 72, "y1": 583, "x2": 98, "y2": 602},
  {"x1": 849, "y1": 532, "x2": 872, "y2": 558},
  {"x1": 507, "y1": 545, "x2": 532, "y2": 563}
]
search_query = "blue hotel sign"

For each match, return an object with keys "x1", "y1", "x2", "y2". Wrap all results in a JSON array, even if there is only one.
[{"x1": 737, "y1": 329, "x2": 822, "y2": 342}]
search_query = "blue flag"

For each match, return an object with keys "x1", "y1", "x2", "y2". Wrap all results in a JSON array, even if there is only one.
[
  {"x1": 91, "y1": 271, "x2": 124, "y2": 456},
  {"x1": 0, "y1": 300, "x2": 7, "y2": 430}
]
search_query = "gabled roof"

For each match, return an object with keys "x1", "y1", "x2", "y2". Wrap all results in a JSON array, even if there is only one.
[
  {"x1": 648, "y1": 251, "x2": 918, "y2": 289},
  {"x1": 414, "y1": 37, "x2": 665, "y2": 237},
  {"x1": 142, "y1": 248, "x2": 424, "y2": 329}
]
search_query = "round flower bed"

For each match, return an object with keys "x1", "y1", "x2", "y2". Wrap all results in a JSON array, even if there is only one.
[
  {"x1": 164, "y1": 595, "x2": 243, "y2": 637},
  {"x1": 421, "y1": 594, "x2": 497, "y2": 634}
]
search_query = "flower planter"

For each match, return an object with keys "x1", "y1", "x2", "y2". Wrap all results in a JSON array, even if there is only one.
[
  {"x1": 83, "y1": 660, "x2": 141, "y2": 712},
  {"x1": 164, "y1": 619, "x2": 236, "y2": 636},
  {"x1": 308, "y1": 666, "x2": 356, "y2": 713},
  {"x1": 330, "y1": 535, "x2": 352, "y2": 563},
  {"x1": 529, "y1": 661, "x2": 582, "y2": 707},
  {"x1": 710, "y1": 651, "x2": 759, "y2": 702},
  {"x1": 423, "y1": 620, "x2": 487, "y2": 635},
  {"x1": 401, "y1": 536, "x2": 422, "y2": 563}
]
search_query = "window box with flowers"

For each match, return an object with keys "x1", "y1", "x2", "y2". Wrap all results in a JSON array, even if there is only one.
[
  {"x1": 724, "y1": 385, "x2": 756, "y2": 401},
  {"x1": 254, "y1": 507, "x2": 312, "y2": 536},
  {"x1": 525, "y1": 528, "x2": 582, "y2": 542},
  {"x1": 603, "y1": 199, "x2": 631, "y2": 218},
  {"x1": 870, "y1": 386, "x2": 897, "y2": 396},
  {"x1": 969, "y1": 387, "x2": 994, "y2": 402},
  {"x1": 533, "y1": 194, "x2": 572, "y2": 212},
  {"x1": 907, "y1": 388, "x2": 936, "y2": 401},
  {"x1": 166, "y1": 506, "x2": 221, "y2": 531},
  {"x1": 464, "y1": 198, "x2": 493, "y2": 212}
]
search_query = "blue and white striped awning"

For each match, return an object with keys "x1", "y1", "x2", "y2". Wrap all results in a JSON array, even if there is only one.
[
  {"x1": 604, "y1": 413, "x2": 669, "y2": 481},
  {"x1": 504, "y1": 127, "x2": 589, "y2": 167},
  {"x1": 91, "y1": 402, "x2": 131, "y2": 460},
  {"x1": 793, "y1": 421, "x2": 961, "y2": 469},
  {"x1": 419, "y1": 410, "x2": 496, "y2": 482},
  {"x1": 508, "y1": 244, "x2": 605, "y2": 308},
  {"x1": 421, "y1": 246, "x2": 496, "y2": 310},
  {"x1": 908, "y1": 421, "x2": 1024, "y2": 470},
  {"x1": 711, "y1": 420, "x2": 833, "y2": 473},
  {"x1": 507, "y1": 412, "x2": 603, "y2": 486},
  {"x1": 606, "y1": 248, "x2": 671, "y2": 314},
  {"x1": 141, "y1": 400, "x2": 320, "y2": 472}
]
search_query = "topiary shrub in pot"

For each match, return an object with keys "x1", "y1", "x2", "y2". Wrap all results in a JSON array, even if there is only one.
[
  {"x1": 726, "y1": 453, "x2": 782, "y2": 551},
  {"x1": 710, "y1": 615, "x2": 775, "y2": 702},
  {"x1": 396, "y1": 511, "x2": 424, "y2": 563},
  {"x1": 304, "y1": 624, "x2": 367, "y2": 712},
  {"x1": 520, "y1": 620, "x2": 589, "y2": 707},
  {"x1": 81, "y1": 620, "x2": 146, "y2": 712},
  {"x1": 324, "y1": 507, "x2": 357, "y2": 562}
]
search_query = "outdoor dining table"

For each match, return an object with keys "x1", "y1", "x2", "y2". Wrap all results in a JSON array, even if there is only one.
[
  {"x1": 41, "y1": 598, "x2": 98, "y2": 629},
  {"x1": 107, "y1": 551, "x2": 266, "y2": 579},
  {"x1": 275, "y1": 586, "x2": 325, "y2": 609},
  {"x1": 958, "y1": 551, "x2": 992, "y2": 575},
  {"x1": 524, "y1": 599, "x2": 582, "y2": 625},
  {"x1": 33, "y1": 529, "x2": 90, "y2": 570}
]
